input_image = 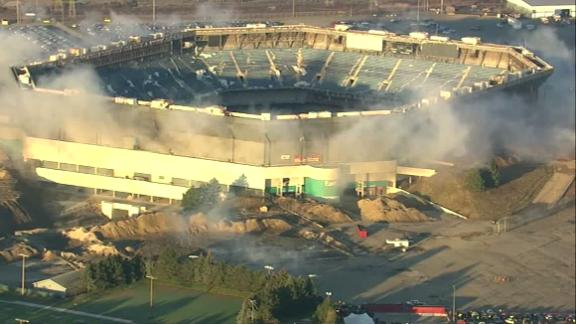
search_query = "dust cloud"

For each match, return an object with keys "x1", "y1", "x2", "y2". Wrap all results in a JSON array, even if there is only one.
[
  {"x1": 333, "y1": 27, "x2": 575, "y2": 164},
  {"x1": 0, "y1": 22, "x2": 574, "y2": 169},
  {"x1": 193, "y1": 2, "x2": 239, "y2": 24}
]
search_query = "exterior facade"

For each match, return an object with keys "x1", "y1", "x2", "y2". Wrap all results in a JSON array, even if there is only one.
[
  {"x1": 3, "y1": 25, "x2": 553, "y2": 218},
  {"x1": 506, "y1": 0, "x2": 576, "y2": 18},
  {"x1": 23, "y1": 137, "x2": 403, "y2": 203}
]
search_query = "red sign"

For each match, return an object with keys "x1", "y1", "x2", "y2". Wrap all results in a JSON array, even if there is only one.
[{"x1": 294, "y1": 155, "x2": 321, "y2": 163}]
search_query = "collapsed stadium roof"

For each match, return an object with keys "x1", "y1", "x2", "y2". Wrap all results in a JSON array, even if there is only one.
[
  {"x1": 12, "y1": 24, "x2": 553, "y2": 116},
  {"x1": 3, "y1": 24, "x2": 558, "y2": 202}
]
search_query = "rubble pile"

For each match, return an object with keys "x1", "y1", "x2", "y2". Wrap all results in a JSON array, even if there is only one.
[
  {"x1": 358, "y1": 196, "x2": 429, "y2": 222},
  {"x1": 0, "y1": 241, "x2": 38, "y2": 263},
  {"x1": 0, "y1": 168, "x2": 31, "y2": 227},
  {"x1": 93, "y1": 212, "x2": 294, "y2": 241},
  {"x1": 276, "y1": 197, "x2": 353, "y2": 224},
  {"x1": 62, "y1": 227, "x2": 120, "y2": 256}
]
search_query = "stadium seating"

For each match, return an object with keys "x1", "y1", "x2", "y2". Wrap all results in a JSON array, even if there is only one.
[
  {"x1": 26, "y1": 46, "x2": 508, "y2": 103},
  {"x1": 319, "y1": 51, "x2": 357, "y2": 91},
  {"x1": 268, "y1": 49, "x2": 299, "y2": 86},
  {"x1": 238, "y1": 49, "x2": 275, "y2": 88}
]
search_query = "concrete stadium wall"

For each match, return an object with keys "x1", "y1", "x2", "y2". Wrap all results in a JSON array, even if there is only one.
[{"x1": 22, "y1": 137, "x2": 343, "y2": 199}]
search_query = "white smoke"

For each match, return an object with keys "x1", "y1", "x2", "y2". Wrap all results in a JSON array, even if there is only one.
[
  {"x1": 193, "y1": 2, "x2": 239, "y2": 25},
  {"x1": 1, "y1": 21, "x2": 574, "y2": 169},
  {"x1": 331, "y1": 26, "x2": 575, "y2": 164}
]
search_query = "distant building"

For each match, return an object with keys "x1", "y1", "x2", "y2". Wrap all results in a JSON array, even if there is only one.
[
  {"x1": 506, "y1": 0, "x2": 575, "y2": 18},
  {"x1": 32, "y1": 270, "x2": 84, "y2": 296}
]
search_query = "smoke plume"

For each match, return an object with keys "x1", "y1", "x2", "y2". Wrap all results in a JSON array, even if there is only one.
[{"x1": 0, "y1": 22, "x2": 574, "y2": 171}]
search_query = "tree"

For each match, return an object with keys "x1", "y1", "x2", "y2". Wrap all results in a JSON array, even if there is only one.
[
  {"x1": 464, "y1": 168, "x2": 487, "y2": 192},
  {"x1": 313, "y1": 297, "x2": 338, "y2": 324},
  {"x1": 489, "y1": 161, "x2": 501, "y2": 188},
  {"x1": 237, "y1": 298, "x2": 258, "y2": 324},
  {"x1": 230, "y1": 174, "x2": 249, "y2": 195},
  {"x1": 181, "y1": 178, "x2": 222, "y2": 212},
  {"x1": 204, "y1": 178, "x2": 222, "y2": 209},
  {"x1": 143, "y1": 246, "x2": 321, "y2": 323},
  {"x1": 85, "y1": 255, "x2": 146, "y2": 291},
  {"x1": 156, "y1": 246, "x2": 180, "y2": 278}
]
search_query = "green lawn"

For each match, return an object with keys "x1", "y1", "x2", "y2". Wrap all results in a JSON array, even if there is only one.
[{"x1": 0, "y1": 282, "x2": 242, "y2": 323}]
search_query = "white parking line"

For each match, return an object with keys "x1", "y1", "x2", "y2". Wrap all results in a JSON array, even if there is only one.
[{"x1": 0, "y1": 299, "x2": 134, "y2": 323}]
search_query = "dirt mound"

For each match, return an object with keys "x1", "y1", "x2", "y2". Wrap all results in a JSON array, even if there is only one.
[
  {"x1": 220, "y1": 196, "x2": 268, "y2": 214},
  {"x1": 0, "y1": 242, "x2": 38, "y2": 263},
  {"x1": 42, "y1": 250, "x2": 59, "y2": 261},
  {"x1": 94, "y1": 212, "x2": 190, "y2": 240},
  {"x1": 86, "y1": 243, "x2": 120, "y2": 256},
  {"x1": 358, "y1": 197, "x2": 429, "y2": 222},
  {"x1": 202, "y1": 215, "x2": 292, "y2": 234},
  {"x1": 93, "y1": 212, "x2": 293, "y2": 241},
  {"x1": 408, "y1": 164, "x2": 553, "y2": 220},
  {"x1": 63, "y1": 227, "x2": 100, "y2": 243},
  {"x1": 261, "y1": 218, "x2": 293, "y2": 233},
  {"x1": 61, "y1": 226, "x2": 121, "y2": 256},
  {"x1": 276, "y1": 197, "x2": 352, "y2": 224}
]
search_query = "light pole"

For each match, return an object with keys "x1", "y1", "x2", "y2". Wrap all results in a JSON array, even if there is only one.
[
  {"x1": 248, "y1": 298, "x2": 256, "y2": 323},
  {"x1": 19, "y1": 254, "x2": 28, "y2": 296},
  {"x1": 16, "y1": 0, "x2": 20, "y2": 24},
  {"x1": 452, "y1": 284, "x2": 456, "y2": 323},
  {"x1": 417, "y1": 0, "x2": 421, "y2": 25},
  {"x1": 308, "y1": 273, "x2": 318, "y2": 293},
  {"x1": 496, "y1": 217, "x2": 508, "y2": 234},
  {"x1": 152, "y1": 0, "x2": 156, "y2": 26},
  {"x1": 292, "y1": 0, "x2": 295, "y2": 17},
  {"x1": 146, "y1": 275, "x2": 157, "y2": 308}
]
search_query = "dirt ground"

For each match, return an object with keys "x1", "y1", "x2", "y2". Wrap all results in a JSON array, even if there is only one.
[{"x1": 219, "y1": 204, "x2": 575, "y2": 312}]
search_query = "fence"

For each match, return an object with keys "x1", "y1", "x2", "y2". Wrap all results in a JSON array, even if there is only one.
[{"x1": 495, "y1": 198, "x2": 574, "y2": 234}]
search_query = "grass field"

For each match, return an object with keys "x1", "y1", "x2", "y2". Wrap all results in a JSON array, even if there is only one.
[{"x1": 0, "y1": 282, "x2": 242, "y2": 323}]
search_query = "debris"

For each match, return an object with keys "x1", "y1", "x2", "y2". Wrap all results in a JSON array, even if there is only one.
[
  {"x1": 0, "y1": 242, "x2": 38, "y2": 263},
  {"x1": 356, "y1": 225, "x2": 368, "y2": 239},
  {"x1": 92, "y1": 211, "x2": 293, "y2": 240},
  {"x1": 493, "y1": 275, "x2": 512, "y2": 284},
  {"x1": 276, "y1": 197, "x2": 353, "y2": 224},
  {"x1": 358, "y1": 197, "x2": 428, "y2": 222},
  {"x1": 385, "y1": 238, "x2": 410, "y2": 248}
]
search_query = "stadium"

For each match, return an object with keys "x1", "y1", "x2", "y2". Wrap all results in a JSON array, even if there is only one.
[{"x1": 6, "y1": 24, "x2": 554, "y2": 215}]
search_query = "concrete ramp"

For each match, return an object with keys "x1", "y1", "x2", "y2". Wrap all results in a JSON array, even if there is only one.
[
  {"x1": 532, "y1": 172, "x2": 575, "y2": 206},
  {"x1": 397, "y1": 166, "x2": 436, "y2": 177},
  {"x1": 387, "y1": 187, "x2": 467, "y2": 219}
]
